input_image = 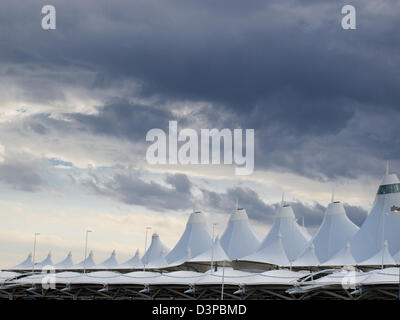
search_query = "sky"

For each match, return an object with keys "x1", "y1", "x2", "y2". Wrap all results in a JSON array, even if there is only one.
[{"x1": 0, "y1": 0, "x2": 399, "y2": 268}]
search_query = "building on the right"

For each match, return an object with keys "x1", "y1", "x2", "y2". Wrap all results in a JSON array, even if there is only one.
[{"x1": 351, "y1": 163, "x2": 400, "y2": 263}]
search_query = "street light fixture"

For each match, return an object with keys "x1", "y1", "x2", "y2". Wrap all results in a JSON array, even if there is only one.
[
  {"x1": 32, "y1": 232, "x2": 40, "y2": 273},
  {"x1": 211, "y1": 223, "x2": 217, "y2": 272},
  {"x1": 83, "y1": 230, "x2": 92, "y2": 274},
  {"x1": 143, "y1": 227, "x2": 152, "y2": 271}
]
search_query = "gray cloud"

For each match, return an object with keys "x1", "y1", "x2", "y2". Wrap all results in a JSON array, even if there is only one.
[
  {"x1": 83, "y1": 170, "x2": 194, "y2": 211},
  {"x1": 1, "y1": 0, "x2": 399, "y2": 182},
  {"x1": 0, "y1": 157, "x2": 47, "y2": 192},
  {"x1": 343, "y1": 203, "x2": 368, "y2": 227}
]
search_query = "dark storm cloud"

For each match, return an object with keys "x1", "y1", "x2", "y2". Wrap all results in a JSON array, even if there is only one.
[
  {"x1": 165, "y1": 174, "x2": 192, "y2": 194},
  {"x1": 67, "y1": 100, "x2": 175, "y2": 141},
  {"x1": 1, "y1": 0, "x2": 400, "y2": 180},
  {"x1": 201, "y1": 187, "x2": 276, "y2": 223},
  {"x1": 0, "y1": 158, "x2": 46, "y2": 192},
  {"x1": 343, "y1": 203, "x2": 367, "y2": 227},
  {"x1": 83, "y1": 171, "x2": 194, "y2": 211}
]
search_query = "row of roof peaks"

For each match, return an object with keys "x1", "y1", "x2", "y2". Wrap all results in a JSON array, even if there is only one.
[{"x1": 9, "y1": 169, "x2": 400, "y2": 270}]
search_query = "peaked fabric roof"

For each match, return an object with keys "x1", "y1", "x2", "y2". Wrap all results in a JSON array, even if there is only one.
[
  {"x1": 189, "y1": 236, "x2": 230, "y2": 263},
  {"x1": 311, "y1": 201, "x2": 359, "y2": 263},
  {"x1": 321, "y1": 242, "x2": 357, "y2": 267},
  {"x1": 54, "y1": 252, "x2": 73, "y2": 269},
  {"x1": 351, "y1": 172, "x2": 400, "y2": 262},
  {"x1": 358, "y1": 241, "x2": 396, "y2": 267},
  {"x1": 220, "y1": 208, "x2": 261, "y2": 260},
  {"x1": 142, "y1": 233, "x2": 169, "y2": 269},
  {"x1": 292, "y1": 243, "x2": 320, "y2": 267},
  {"x1": 241, "y1": 233, "x2": 290, "y2": 267},
  {"x1": 166, "y1": 211, "x2": 212, "y2": 265},
  {"x1": 36, "y1": 252, "x2": 54, "y2": 269},
  {"x1": 93, "y1": 250, "x2": 119, "y2": 269},
  {"x1": 118, "y1": 250, "x2": 142, "y2": 269},
  {"x1": 257, "y1": 204, "x2": 310, "y2": 261},
  {"x1": 11, "y1": 253, "x2": 32, "y2": 270},
  {"x1": 72, "y1": 251, "x2": 95, "y2": 269}
]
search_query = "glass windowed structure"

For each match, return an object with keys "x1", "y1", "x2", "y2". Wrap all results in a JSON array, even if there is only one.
[{"x1": 377, "y1": 183, "x2": 400, "y2": 195}]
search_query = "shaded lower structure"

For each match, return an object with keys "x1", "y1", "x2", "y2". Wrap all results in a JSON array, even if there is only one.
[{"x1": 1, "y1": 267, "x2": 400, "y2": 300}]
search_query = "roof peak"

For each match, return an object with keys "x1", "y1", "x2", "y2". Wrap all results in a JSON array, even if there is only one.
[
  {"x1": 326, "y1": 201, "x2": 346, "y2": 215},
  {"x1": 187, "y1": 211, "x2": 206, "y2": 224}
]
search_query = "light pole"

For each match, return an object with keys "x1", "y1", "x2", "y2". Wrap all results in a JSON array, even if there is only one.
[
  {"x1": 211, "y1": 223, "x2": 217, "y2": 273},
  {"x1": 32, "y1": 232, "x2": 40, "y2": 273},
  {"x1": 83, "y1": 230, "x2": 92, "y2": 274},
  {"x1": 144, "y1": 227, "x2": 152, "y2": 271},
  {"x1": 221, "y1": 259, "x2": 226, "y2": 300}
]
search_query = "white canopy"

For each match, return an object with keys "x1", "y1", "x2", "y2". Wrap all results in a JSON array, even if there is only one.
[
  {"x1": 189, "y1": 236, "x2": 230, "y2": 263},
  {"x1": 166, "y1": 211, "x2": 212, "y2": 265},
  {"x1": 118, "y1": 250, "x2": 142, "y2": 269},
  {"x1": 54, "y1": 252, "x2": 74, "y2": 269},
  {"x1": 256, "y1": 204, "x2": 310, "y2": 261},
  {"x1": 310, "y1": 200, "x2": 359, "y2": 263},
  {"x1": 220, "y1": 208, "x2": 261, "y2": 260},
  {"x1": 10, "y1": 253, "x2": 32, "y2": 270},
  {"x1": 358, "y1": 241, "x2": 396, "y2": 267},
  {"x1": 72, "y1": 251, "x2": 95, "y2": 269},
  {"x1": 241, "y1": 232, "x2": 290, "y2": 267},
  {"x1": 142, "y1": 233, "x2": 169, "y2": 269},
  {"x1": 351, "y1": 171, "x2": 400, "y2": 262},
  {"x1": 35, "y1": 251, "x2": 54, "y2": 269},
  {"x1": 93, "y1": 250, "x2": 119, "y2": 269},
  {"x1": 291, "y1": 243, "x2": 320, "y2": 267},
  {"x1": 321, "y1": 242, "x2": 357, "y2": 267}
]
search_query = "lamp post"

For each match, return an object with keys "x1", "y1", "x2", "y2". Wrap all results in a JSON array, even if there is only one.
[
  {"x1": 221, "y1": 259, "x2": 226, "y2": 300},
  {"x1": 211, "y1": 223, "x2": 217, "y2": 273},
  {"x1": 83, "y1": 230, "x2": 92, "y2": 274},
  {"x1": 32, "y1": 232, "x2": 40, "y2": 273},
  {"x1": 144, "y1": 227, "x2": 152, "y2": 271}
]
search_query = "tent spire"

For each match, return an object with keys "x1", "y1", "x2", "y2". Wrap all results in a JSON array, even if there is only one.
[
  {"x1": 331, "y1": 189, "x2": 335, "y2": 203},
  {"x1": 386, "y1": 160, "x2": 390, "y2": 175},
  {"x1": 281, "y1": 192, "x2": 285, "y2": 206}
]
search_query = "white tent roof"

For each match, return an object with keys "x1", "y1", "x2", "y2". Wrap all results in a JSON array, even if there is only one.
[
  {"x1": 166, "y1": 211, "x2": 212, "y2": 265},
  {"x1": 10, "y1": 253, "x2": 32, "y2": 270},
  {"x1": 189, "y1": 236, "x2": 230, "y2": 263},
  {"x1": 393, "y1": 250, "x2": 400, "y2": 264},
  {"x1": 118, "y1": 250, "x2": 142, "y2": 269},
  {"x1": 35, "y1": 251, "x2": 54, "y2": 269},
  {"x1": 358, "y1": 241, "x2": 396, "y2": 266},
  {"x1": 142, "y1": 233, "x2": 169, "y2": 269},
  {"x1": 360, "y1": 267, "x2": 400, "y2": 285},
  {"x1": 72, "y1": 251, "x2": 96, "y2": 269},
  {"x1": 291, "y1": 243, "x2": 320, "y2": 267},
  {"x1": 321, "y1": 242, "x2": 357, "y2": 267},
  {"x1": 220, "y1": 208, "x2": 261, "y2": 260},
  {"x1": 310, "y1": 200, "x2": 359, "y2": 263},
  {"x1": 93, "y1": 250, "x2": 119, "y2": 269},
  {"x1": 54, "y1": 252, "x2": 74, "y2": 269},
  {"x1": 257, "y1": 204, "x2": 310, "y2": 261},
  {"x1": 351, "y1": 171, "x2": 400, "y2": 262},
  {"x1": 241, "y1": 232, "x2": 290, "y2": 267}
]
